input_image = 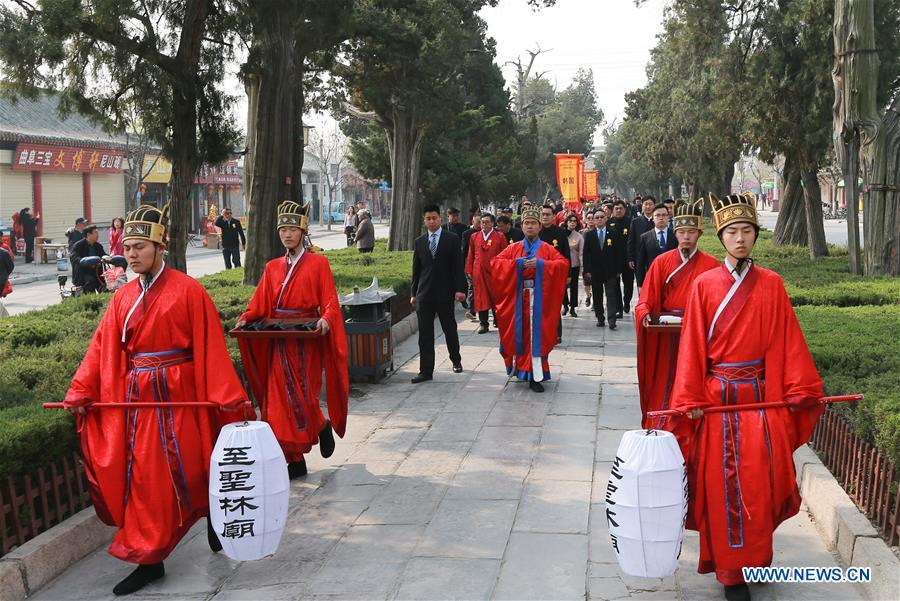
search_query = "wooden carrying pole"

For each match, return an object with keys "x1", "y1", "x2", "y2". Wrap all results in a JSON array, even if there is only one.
[{"x1": 646, "y1": 394, "x2": 863, "y2": 418}]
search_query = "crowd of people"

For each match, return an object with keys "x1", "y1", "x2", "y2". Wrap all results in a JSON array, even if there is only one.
[{"x1": 409, "y1": 192, "x2": 825, "y2": 601}]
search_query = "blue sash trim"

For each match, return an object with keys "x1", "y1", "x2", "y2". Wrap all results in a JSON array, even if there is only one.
[
  {"x1": 514, "y1": 258, "x2": 525, "y2": 356},
  {"x1": 532, "y1": 259, "x2": 544, "y2": 361}
]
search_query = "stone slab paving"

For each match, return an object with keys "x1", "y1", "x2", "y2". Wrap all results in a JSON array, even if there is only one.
[{"x1": 30, "y1": 307, "x2": 865, "y2": 601}]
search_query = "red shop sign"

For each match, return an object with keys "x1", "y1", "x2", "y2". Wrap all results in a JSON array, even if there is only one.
[{"x1": 12, "y1": 143, "x2": 125, "y2": 173}]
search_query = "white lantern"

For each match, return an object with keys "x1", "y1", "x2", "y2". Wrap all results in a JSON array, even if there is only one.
[
  {"x1": 209, "y1": 421, "x2": 290, "y2": 561},
  {"x1": 605, "y1": 429, "x2": 687, "y2": 578}
]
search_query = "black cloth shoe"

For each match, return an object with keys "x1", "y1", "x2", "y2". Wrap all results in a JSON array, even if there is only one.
[
  {"x1": 477, "y1": 324, "x2": 489, "y2": 334},
  {"x1": 608, "y1": 321, "x2": 617, "y2": 330},
  {"x1": 319, "y1": 420, "x2": 335, "y2": 459},
  {"x1": 724, "y1": 583, "x2": 751, "y2": 601},
  {"x1": 207, "y1": 514, "x2": 222, "y2": 553},
  {"x1": 113, "y1": 563, "x2": 165, "y2": 596},
  {"x1": 616, "y1": 311, "x2": 624, "y2": 319},
  {"x1": 596, "y1": 318, "x2": 605, "y2": 327},
  {"x1": 569, "y1": 309, "x2": 577, "y2": 317},
  {"x1": 452, "y1": 362, "x2": 463, "y2": 373},
  {"x1": 287, "y1": 459, "x2": 307, "y2": 480},
  {"x1": 561, "y1": 306, "x2": 568, "y2": 316},
  {"x1": 411, "y1": 373, "x2": 433, "y2": 384},
  {"x1": 529, "y1": 380, "x2": 545, "y2": 393}
]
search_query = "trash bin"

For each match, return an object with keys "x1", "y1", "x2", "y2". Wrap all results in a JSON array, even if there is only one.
[{"x1": 340, "y1": 278, "x2": 396, "y2": 382}]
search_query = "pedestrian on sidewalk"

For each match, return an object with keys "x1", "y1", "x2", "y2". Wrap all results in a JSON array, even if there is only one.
[
  {"x1": 62, "y1": 204, "x2": 252, "y2": 596},
  {"x1": 343, "y1": 205, "x2": 358, "y2": 246},
  {"x1": 460, "y1": 210, "x2": 481, "y2": 317},
  {"x1": 0, "y1": 241, "x2": 13, "y2": 317},
  {"x1": 235, "y1": 201, "x2": 348, "y2": 480},
  {"x1": 465, "y1": 213, "x2": 507, "y2": 334},
  {"x1": 410, "y1": 204, "x2": 466, "y2": 383},
  {"x1": 635, "y1": 203, "x2": 676, "y2": 287},
  {"x1": 19, "y1": 207, "x2": 39, "y2": 263},
  {"x1": 109, "y1": 216, "x2": 125, "y2": 256},
  {"x1": 444, "y1": 207, "x2": 467, "y2": 237},
  {"x1": 492, "y1": 205, "x2": 568, "y2": 393},
  {"x1": 609, "y1": 199, "x2": 634, "y2": 316},
  {"x1": 214, "y1": 207, "x2": 246, "y2": 269},
  {"x1": 665, "y1": 193, "x2": 824, "y2": 601},
  {"x1": 580, "y1": 211, "x2": 595, "y2": 308},
  {"x1": 561, "y1": 213, "x2": 584, "y2": 317},
  {"x1": 633, "y1": 198, "x2": 718, "y2": 429},
  {"x1": 582, "y1": 210, "x2": 624, "y2": 330},
  {"x1": 67, "y1": 217, "x2": 87, "y2": 253},
  {"x1": 354, "y1": 209, "x2": 375, "y2": 253},
  {"x1": 627, "y1": 197, "x2": 656, "y2": 287}
]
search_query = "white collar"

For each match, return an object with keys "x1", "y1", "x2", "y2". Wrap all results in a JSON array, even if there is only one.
[
  {"x1": 482, "y1": 230, "x2": 491, "y2": 241},
  {"x1": 428, "y1": 228, "x2": 441, "y2": 239},
  {"x1": 142, "y1": 261, "x2": 165, "y2": 291},
  {"x1": 122, "y1": 262, "x2": 165, "y2": 343},
  {"x1": 724, "y1": 256, "x2": 750, "y2": 281},
  {"x1": 286, "y1": 247, "x2": 305, "y2": 266},
  {"x1": 680, "y1": 247, "x2": 698, "y2": 264},
  {"x1": 655, "y1": 227, "x2": 667, "y2": 235}
]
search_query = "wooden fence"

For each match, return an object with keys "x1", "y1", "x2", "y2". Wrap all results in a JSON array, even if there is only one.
[
  {"x1": 810, "y1": 408, "x2": 900, "y2": 546},
  {"x1": 1, "y1": 452, "x2": 91, "y2": 556}
]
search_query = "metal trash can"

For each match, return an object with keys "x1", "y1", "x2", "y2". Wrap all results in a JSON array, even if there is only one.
[{"x1": 340, "y1": 278, "x2": 396, "y2": 382}]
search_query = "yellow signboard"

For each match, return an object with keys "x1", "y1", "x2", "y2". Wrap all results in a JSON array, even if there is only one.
[
  {"x1": 555, "y1": 154, "x2": 582, "y2": 203},
  {"x1": 142, "y1": 155, "x2": 173, "y2": 184}
]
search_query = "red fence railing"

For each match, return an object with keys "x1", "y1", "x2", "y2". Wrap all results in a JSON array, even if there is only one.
[
  {"x1": 810, "y1": 408, "x2": 900, "y2": 546},
  {"x1": 1, "y1": 452, "x2": 92, "y2": 556}
]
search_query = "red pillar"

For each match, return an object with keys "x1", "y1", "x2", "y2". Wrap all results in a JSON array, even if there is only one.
[
  {"x1": 32, "y1": 171, "x2": 43, "y2": 237},
  {"x1": 82, "y1": 173, "x2": 92, "y2": 223}
]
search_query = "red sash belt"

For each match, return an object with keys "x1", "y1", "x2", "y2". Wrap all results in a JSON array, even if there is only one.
[
  {"x1": 708, "y1": 359, "x2": 765, "y2": 382},
  {"x1": 127, "y1": 348, "x2": 193, "y2": 371}
]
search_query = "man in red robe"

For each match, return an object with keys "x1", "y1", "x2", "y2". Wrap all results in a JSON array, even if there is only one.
[
  {"x1": 236, "y1": 200, "x2": 349, "y2": 480},
  {"x1": 666, "y1": 193, "x2": 824, "y2": 601},
  {"x1": 64, "y1": 204, "x2": 251, "y2": 595},
  {"x1": 634, "y1": 198, "x2": 719, "y2": 429},
  {"x1": 466, "y1": 212, "x2": 508, "y2": 334},
  {"x1": 491, "y1": 205, "x2": 569, "y2": 393}
]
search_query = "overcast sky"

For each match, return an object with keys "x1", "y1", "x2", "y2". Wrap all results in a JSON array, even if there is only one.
[{"x1": 480, "y1": 0, "x2": 668, "y2": 142}]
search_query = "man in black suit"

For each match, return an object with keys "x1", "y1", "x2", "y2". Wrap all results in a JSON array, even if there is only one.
[
  {"x1": 410, "y1": 204, "x2": 467, "y2": 383},
  {"x1": 608, "y1": 199, "x2": 634, "y2": 318},
  {"x1": 460, "y1": 210, "x2": 481, "y2": 316},
  {"x1": 627, "y1": 196, "x2": 656, "y2": 287},
  {"x1": 214, "y1": 207, "x2": 246, "y2": 269},
  {"x1": 635, "y1": 203, "x2": 677, "y2": 287},
  {"x1": 582, "y1": 210, "x2": 624, "y2": 329},
  {"x1": 444, "y1": 207, "x2": 468, "y2": 237}
]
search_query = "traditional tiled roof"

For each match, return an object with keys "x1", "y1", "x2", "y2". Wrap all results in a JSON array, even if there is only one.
[{"x1": 0, "y1": 91, "x2": 130, "y2": 149}]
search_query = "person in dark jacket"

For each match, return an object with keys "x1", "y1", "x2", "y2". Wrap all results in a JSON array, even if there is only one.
[
  {"x1": 444, "y1": 207, "x2": 468, "y2": 237},
  {"x1": 70, "y1": 225, "x2": 106, "y2": 289},
  {"x1": 354, "y1": 209, "x2": 375, "y2": 253},
  {"x1": 609, "y1": 199, "x2": 634, "y2": 318},
  {"x1": 410, "y1": 205, "x2": 466, "y2": 383},
  {"x1": 627, "y1": 197, "x2": 656, "y2": 284},
  {"x1": 214, "y1": 208, "x2": 246, "y2": 269},
  {"x1": 67, "y1": 217, "x2": 87, "y2": 254},
  {"x1": 460, "y1": 210, "x2": 481, "y2": 315},
  {"x1": 19, "y1": 208, "x2": 40, "y2": 263},
  {"x1": 496, "y1": 215, "x2": 524, "y2": 245}
]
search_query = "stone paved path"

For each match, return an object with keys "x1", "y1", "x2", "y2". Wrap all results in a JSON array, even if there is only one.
[{"x1": 31, "y1": 309, "x2": 864, "y2": 601}]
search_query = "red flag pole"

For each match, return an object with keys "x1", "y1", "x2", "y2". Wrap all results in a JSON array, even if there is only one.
[
  {"x1": 646, "y1": 394, "x2": 863, "y2": 418},
  {"x1": 43, "y1": 402, "x2": 246, "y2": 410}
]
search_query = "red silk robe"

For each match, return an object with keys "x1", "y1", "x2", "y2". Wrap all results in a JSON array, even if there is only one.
[
  {"x1": 491, "y1": 238, "x2": 569, "y2": 382},
  {"x1": 634, "y1": 248, "x2": 719, "y2": 429},
  {"x1": 466, "y1": 229, "x2": 508, "y2": 312},
  {"x1": 238, "y1": 251, "x2": 349, "y2": 463},
  {"x1": 64, "y1": 268, "x2": 250, "y2": 564},
  {"x1": 666, "y1": 263, "x2": 824, "y2": 585}
]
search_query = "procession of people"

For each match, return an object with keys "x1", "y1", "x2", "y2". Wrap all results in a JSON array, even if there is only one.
[{"x1": 55, "y1": 189, "x2": 829, "y2": 601}]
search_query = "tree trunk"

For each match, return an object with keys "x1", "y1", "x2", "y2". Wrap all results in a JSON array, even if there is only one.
[
  {"x1": 773, "y1": 156, "x2": 807, "y2": 245},
  {"x1": 243, "y1": 21, "x2": 296, "y2": 286},
  {"x1": 386, "y1": 108, "x2": 427, "y2": 251},
  {"x1": 864, "y1": 92, "x2": 900, "y2": 274},
  {"x1": 841, "y1": 133, "x2": 863, "y2": 273},
  {"x1": 165, "y1": 85, "x2": 199, "y2": 273},
  {"x1": 243, "y1": 74, "x2": 259, "y2": 209},
  {"x1": 833, "y1": 0, "x2": 882, "y2": 273},
  {"x1": 800, "y1": 166, "x2": 829, "y2": 258}
]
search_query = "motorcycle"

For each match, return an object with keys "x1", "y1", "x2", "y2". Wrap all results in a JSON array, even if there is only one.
[{"x1": 59, "y1": 255, "x2": 128, "y2": 301}]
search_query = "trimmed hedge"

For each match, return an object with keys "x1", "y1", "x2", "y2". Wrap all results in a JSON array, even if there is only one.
[{"x1": 0, "y1": 242, "x2": 411, "y2": 477}]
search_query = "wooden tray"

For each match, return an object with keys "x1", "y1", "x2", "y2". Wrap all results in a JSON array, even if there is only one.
[
  {"x1": 229, "y1": 318, "x2": 321, "y2": 339},
  {"x1": 645, "y1": 314, "x2": 682, "y2": 333}
]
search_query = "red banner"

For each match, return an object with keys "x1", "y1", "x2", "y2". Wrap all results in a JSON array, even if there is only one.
[
  {"x1": 195, "y1": 161, "x2": 241, "y2": 185},
  {"x1": 555, "y1": 154, "x2": 582, "y2": 204},
  {"x1": 575, "y1": 158, "x2": 585, "y2": 206},
  {"x1": 583, "y1": 171, "x2": 599, "y2": 200},
  {"x1": 12, "y1": 143, "x2": 125, "y2": 173}
]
